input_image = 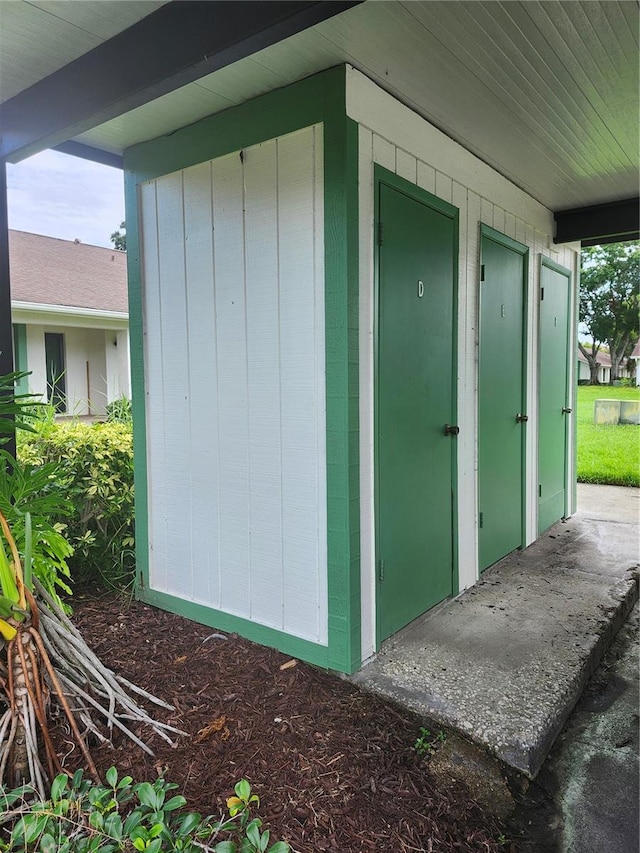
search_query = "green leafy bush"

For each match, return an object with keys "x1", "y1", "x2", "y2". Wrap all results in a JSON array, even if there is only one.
[
  {"x1": 19, "y1": 422, "x2": 135, "y2": 590},
  {"x1": 0, "y1": 769, "x2": 289, "y2": 853},
  {"x1": 106, "y1": 397, "x2": 133, "y2": 426}
]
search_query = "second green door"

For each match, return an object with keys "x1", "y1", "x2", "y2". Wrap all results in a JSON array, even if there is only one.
[
  {"x1": 377, "y1": 175, "x2": 457, "y2": 643},
  {"x1": 478, "y1": 227, "x2": 528, "y2": 572}
]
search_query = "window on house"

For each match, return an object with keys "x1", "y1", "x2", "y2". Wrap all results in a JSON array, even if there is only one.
[{"x1": 44, "y1": 332, "x2": 67, "y2": 413}]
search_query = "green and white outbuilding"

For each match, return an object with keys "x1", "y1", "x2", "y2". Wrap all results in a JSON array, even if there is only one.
[{"x1": 1, "y1": 1, "x2": 638, "y2": 675}]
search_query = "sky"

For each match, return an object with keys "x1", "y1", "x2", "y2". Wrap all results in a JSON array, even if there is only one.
[{"x1": 7, "y1": 149, "x2": 126, "y2": 249}]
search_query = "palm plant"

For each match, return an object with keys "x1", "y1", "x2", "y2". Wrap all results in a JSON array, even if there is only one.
[{"x1": 0, "y1": 372, "x2": 183, "y2": 796}]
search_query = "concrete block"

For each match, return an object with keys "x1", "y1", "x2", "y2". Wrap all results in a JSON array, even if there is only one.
[
  {"x1": 594, "y1": 399, "x2": 621, "y2": 425},
  {"x1": 619, "y1": 400, "x2": 640, "y2": 425}
]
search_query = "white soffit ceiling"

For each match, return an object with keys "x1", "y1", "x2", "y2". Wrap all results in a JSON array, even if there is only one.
[
  {"x1": 3, "y1": 1, "x2": 638, "y2": 212},
  {"x1": 0, "y1": 0, "x2": 167, "y2": 102}
]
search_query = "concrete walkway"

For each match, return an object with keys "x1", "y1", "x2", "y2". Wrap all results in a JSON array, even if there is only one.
[{"x1": 352, "y1": 484, "x2": 639, "y2": 778}]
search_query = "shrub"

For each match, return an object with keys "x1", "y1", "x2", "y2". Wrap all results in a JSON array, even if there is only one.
[
  {"x1": 106, "y1": 396, "x2": 133, "y2": 425},
  {"x1": 0, "y1": 770, "x2": 289, "y2": 853},
  {"x1": 19, "y1": 422, "x2": 135, "y2": 590}
]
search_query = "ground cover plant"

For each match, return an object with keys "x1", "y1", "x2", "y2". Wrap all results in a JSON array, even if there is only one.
[
  {"x1": 577, "y1": 385, "x2": 640, "y2": 487},
  {"x1": 65, "y1": 592, "x2": 509, "y2": 853}
]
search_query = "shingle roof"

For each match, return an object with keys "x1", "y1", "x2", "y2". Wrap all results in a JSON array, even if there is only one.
[
  {"x1": 577, "y1": 348, "x2": 612, "y2": 368},
  {"x1": 9, "y1": 230, "x2": 128, "y2": 314}
]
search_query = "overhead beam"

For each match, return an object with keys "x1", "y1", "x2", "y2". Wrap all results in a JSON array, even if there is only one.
[
  {"x1": 53, "y1": 142, "x2": 123, "y2": 170},
  {"x1": 554, "y1": 197, "x2": 639, "y2": 246},
  {"x1": 0, "y1": 0, "x2": 362, "y2": 163}
]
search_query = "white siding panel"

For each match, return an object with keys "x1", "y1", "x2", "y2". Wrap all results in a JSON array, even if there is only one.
[
  {"x1": 278, "y1": 128, "x2": 324, "y2": 642},
  {"x1": 244, "y1": 140, "x2": 283, "y2": 630},
  {"x1": 358, "y1": 125, "x2": 375, "y2": 662},
  {"x1": 139, "y1": 125, "x2": 327, "y2": 645},
  {"x1": 156, "y1": 174, "x2": 192, "y2": 599},
  {"x1": 183, "y1": 163, "x2": 219, "y2": 606},
  {"x1": 395, "y1": 149, "x2": 417, "y2": 183},
  {"x1": 212, "y1": 153, "x2": 251, "y2": 618},
  {"x1": 435, "y1": 171, "x2": 453, "y2": 204},
  {"x1": 140, "y1": 182, "x2": 168, "y2": 593}
]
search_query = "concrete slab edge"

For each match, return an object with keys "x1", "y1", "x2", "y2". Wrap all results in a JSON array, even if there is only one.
[{"x1": 517, "y1": 570, "x2": 639, "y2": 778}]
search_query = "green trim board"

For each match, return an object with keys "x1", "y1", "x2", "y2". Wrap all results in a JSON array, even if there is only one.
[
  {"x1": 538, "y1": 255, "x2": 572, "y2": 532},
  {"x1": 373, "y1": 166, "x2": 459, "y2": 648},
  {"x1": 12, "y1": 324, "x2": 28, "y2": 395},
  {"x1": 478, "y1": 223, "x2": 529, "y2": 570},
  {"x1": 139, "y1": 588, "x2": 331, "y2": 669},
  {"x1": 124, "y1": 66, "x2": 361, "y2": 674}
]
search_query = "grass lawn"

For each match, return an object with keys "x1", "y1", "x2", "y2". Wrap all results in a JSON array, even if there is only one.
[{"x1": 577, "y1": 385, "x2": 640, "y2": 487}]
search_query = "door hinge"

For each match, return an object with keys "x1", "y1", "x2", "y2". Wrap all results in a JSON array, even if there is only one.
[
  {"x1": 539, "y1": 484, "x2": 543, "y2": 497},
  {"x1": 378, "y1": 221, "x2": 384, "y2": 246},
  {"x1": 541, "y1": 286, "x2": 545, "y2": 301},
  {"x1": 480, "y1": 264, "x2": 485, "y2": 282},
  {"x1": 378, "y1": 559, "x2": 385, "y2": 582},
  {"x1": 479, "y1": 512, "x2": 484, "y2": 529}
]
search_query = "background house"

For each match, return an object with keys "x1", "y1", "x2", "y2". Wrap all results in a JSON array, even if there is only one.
[
  {"x1": 10, "y1": 230, "x2": 130, "y2": 417},
  {"x1": 577, "y1": 347, "x2": 632, "y2": 384}
]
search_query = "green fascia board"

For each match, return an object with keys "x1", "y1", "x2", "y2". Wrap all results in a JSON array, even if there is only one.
[
  {"x1": 124, "y1": 65, "x2": 361, "y2": 675},
  {"x1": 124, "y1": 65, "x2": 347, "y2": 183},
  {"x1": 372, "y1": 166, "x2": 460, "y2": 647}
]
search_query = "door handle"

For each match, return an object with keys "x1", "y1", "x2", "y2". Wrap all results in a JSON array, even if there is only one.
[
  {"x1": 444, "y1": 424, "x2": 460, "y2": 436},
  {"x1": 562, "y1": 407, "x2": 572, "y2": 414},
  {"x1": 515, "y1": 413, "x2": 528, "y2": 423}
]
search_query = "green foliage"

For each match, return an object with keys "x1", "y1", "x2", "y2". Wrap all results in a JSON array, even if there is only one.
[
  {"x1": 0, "y1": 451, "x2": 73, "y2": 607},
  {"x1": 580, "y1": 242, "x2": 640, "y2": 382},
  {"x1": 105, "y1": 397, "x2": 132, "y2": 426},
  {"x1": 577, "y1": 385, "x2": 640, "y2": 487},
  {"x1": 413, "y1": 726, "x2": 447, "y2": 756},
  {"x1": 110, "y1": 221, "x2": 126, "y2": 252},
  {"x1": 19, "y1": 421, "x2": 135, "y2": 590},
  {"x1": 0, "y1": 371, "x2": 43, "y2": 443},
  {"x1": 0, "y1": 770, "x2": 289, "y2": 853}
]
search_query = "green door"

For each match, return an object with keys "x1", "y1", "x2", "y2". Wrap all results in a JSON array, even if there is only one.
[
  {"x1": 478, "y1": 226, "x2": 528, "y2": 571},
  {"x1": 377, "y1": 175, "x2": 457, "y2": 643},
  {"x1": 538, "y1": 258, "x2": 572, "y2": 534}
]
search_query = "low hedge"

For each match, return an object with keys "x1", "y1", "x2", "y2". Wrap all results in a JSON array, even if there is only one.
[{"x1": 19, "y1": 421, "x2": 135, "y2": 590}]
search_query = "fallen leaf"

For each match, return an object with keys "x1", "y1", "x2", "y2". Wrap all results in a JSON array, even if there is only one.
[{"x1": 195, "y1": 716, "x2": 228, "y2": 743}]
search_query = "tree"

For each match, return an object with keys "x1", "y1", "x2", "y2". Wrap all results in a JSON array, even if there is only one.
[
  {"x1": 110, "y1": 220, "x2": 126, "y2": 251},
  {"x1": 580, "y1": 242, "x2": 640, "y2": 384}
]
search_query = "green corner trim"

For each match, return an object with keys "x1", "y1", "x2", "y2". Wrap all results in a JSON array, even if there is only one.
[
  {"x1": 12, "y1": 324, "x2": 28, "y2": 395},
  {"x1": 125, "y1": 65, "x2": 361, "y2": 675}
]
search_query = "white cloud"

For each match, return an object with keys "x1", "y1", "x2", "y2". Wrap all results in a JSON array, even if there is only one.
[{"x1": 6, "y1": 150, "x2": 125, "y2": 249}]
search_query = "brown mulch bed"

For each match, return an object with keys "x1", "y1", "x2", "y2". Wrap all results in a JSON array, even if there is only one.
[{"x1": 67, "y1": 592, "x2": 508, "y2": 852}]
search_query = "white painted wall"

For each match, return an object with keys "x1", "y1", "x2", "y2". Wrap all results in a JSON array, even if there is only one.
[
  {"x1": 21, "y1": 320, "x2": 130, "y2": 416},
  {"x1": 347, "y1": 67, "x2": 580, "y2": 661},
  {"x1": 139, "y1": 125, "x2": 328, "y2": 645}
]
